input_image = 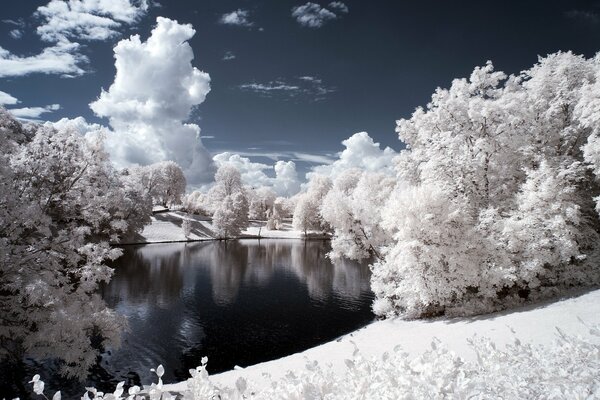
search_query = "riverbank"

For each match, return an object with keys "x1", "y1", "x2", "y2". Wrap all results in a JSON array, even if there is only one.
[
  {"x1": 121, "y1": 210, "x2": 329, "y2": 244},
  {"x1": 163, "y1": 287, "x2": 600, "y2": 393}
]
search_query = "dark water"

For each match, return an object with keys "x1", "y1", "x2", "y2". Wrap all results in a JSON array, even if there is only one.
[{"x1": 3, "y1": 239, "x2": 374, "y2": 398}]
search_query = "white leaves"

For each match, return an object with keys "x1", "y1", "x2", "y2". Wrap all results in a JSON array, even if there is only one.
[
  {"x1": 156, "y1": 364, "x2": 164, "y2": 378},
  {"x1": 52, "y1": 391, "x2": 61, "y2": 400},
  {"x1": 29, "y1": 375, "x2": 44, "y2": 395}
]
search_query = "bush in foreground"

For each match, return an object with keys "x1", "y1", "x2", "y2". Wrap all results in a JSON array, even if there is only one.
[{"x1": 29, "y1": 325, "x2": 600, "y2": 399}]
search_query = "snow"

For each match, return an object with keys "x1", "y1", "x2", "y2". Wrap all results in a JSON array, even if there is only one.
[
  {"x1": 122, "y1": 211, "x2": 325, "y2": 244},
  {"x1": 164, "y1": 288, "x2": 600, "y2": 392}
]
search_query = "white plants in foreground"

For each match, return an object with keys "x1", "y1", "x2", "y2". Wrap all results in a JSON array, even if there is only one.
[{"x1": 28, "y1": 326, "x2": 600, "y2": 399}]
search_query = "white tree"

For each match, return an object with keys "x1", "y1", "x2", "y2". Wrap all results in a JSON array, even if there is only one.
[
  {"x1": 292, "y1": 174, "x2": 331, "y2": 235},
  {"x1": 322, "y1": 170, "x2": 396, "y2": 260},
  {"x1": 0, "y1": 109, "x2": 151, "y2": 380},
  {"x1": 212, "y1": 192, "x2": 249, "y2": 238},
  {"x1": 210, "y1": 164, "x2": 249, "y2": 237},
  {"x1": 373, "y1": 52, "x2": 600, "y2": 318},
  {"x1": 129, "y1": 160, "x2": 187, "y2": 207},
  {"x1": 248, "y1": 186, "x2": 276, "y2": 220}
]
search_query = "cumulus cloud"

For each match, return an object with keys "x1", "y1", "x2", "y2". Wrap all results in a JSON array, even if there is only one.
[
  {"x1": 291, "y1": 2, "x2": 348, "y2": 28},
  {"x1": 311, "y1": 131, "x2": 398, "y2": 178},
  {"x1": 35, "y1": 0, "x2": 149, "y2": 42},
  {"x1": 90, "y1": 17, "x2": 215, "y2": 185},
  {"x1": 0, "y1": 0, "x2": 148, "y2": 78},
  {"x1": 213, "y1": 152, "x2": 302, "y2": 196},
  {"x1": 0, "y1": 91, "x2": 19, "y2": 106},
  {"x1": 219, "y1": 9, "x2": 253, "y2": 27},
  {"x1": 47, "y1": 115, "x2": 110, "y2": 136},
  {"x1": 239, "y1": 76, "x2": 335, "y2": 101}
]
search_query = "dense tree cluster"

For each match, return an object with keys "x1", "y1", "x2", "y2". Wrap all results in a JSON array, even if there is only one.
[
  {"x1": 328, "y1": 52, "x2": 600, "y2": 318},
  {"x1": 0, "y1": 109, "x2": 152, "y2": 379}
]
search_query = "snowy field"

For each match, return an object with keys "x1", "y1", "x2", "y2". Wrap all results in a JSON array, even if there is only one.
[
  {"x1": 122, "y1": 211, "x2": 327, "y2": 244},
  {"x1": 161, "y1": 288, "x2": 600, "y2": 395}
]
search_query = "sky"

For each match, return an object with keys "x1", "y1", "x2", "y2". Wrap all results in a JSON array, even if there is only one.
[{"x1": 1, "y1": 0, "x2": 600, "y2": 190}]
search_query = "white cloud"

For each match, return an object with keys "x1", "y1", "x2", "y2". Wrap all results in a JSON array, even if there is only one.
[
  {"x1": 10, "y1": 29, "x2": 23, "y2": 39},
  {"x1": 90, "y1": 17, "x2": 215, "y2": 185},
  {"x1": 239, "y1": 76, "x2": 335, "y2": 100},
  {"x1": 0, "y1": 91, "x2": 19, "y2": 105},
  {"x1": 222, "y1": 51, "x2": 236, "y2": 61},
  {"x1": 0, "y1": 41, "x2": 87, "y2": 78},
  {"x1": 328, "y1": 1, "x2": 349, "y2": 14},
  {"x1": 291, "y1": 2, "x2": 337, "y2": 28},
  {"x1": 311, "y1": 132, "x2": 398, "y2": 178},
  {"x1": 219, "y1": 9, "x2": 253, "y2": 27},
  {"x1": 0, "y1": 0, "x2": 148, "y2": 78},
  {"x1": 47, "y1": 116, "x2": 110, "y2": 135},
  {"x1": 9, "y1": 104, "x2": 60, "y2": 120},
  {"x1": 35, "y1": 0, "x2": 149, "y2": 42},
  {"x1": 213, "y1": 152, "x2": 302, "y2": 196}
]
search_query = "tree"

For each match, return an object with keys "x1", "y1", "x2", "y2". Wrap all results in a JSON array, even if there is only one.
[
  {"x1": 292, "y1": 174, "x2": 331, "y2": 235},
  {"x1": 322, "y1": 169, "x2": 396, "y2": 261},
  {"x1": 0, "y1": 109, "x2": 151, "y2": 382},
  {"x1": 373, "y1": 52, "x2": 600, "y2": 318},
  {"x1": 129, "y1": 160, "x2": 186, "y2": 207},
  {"x1": 210, "y1": 164, "x2": 249, "y2": 238},
  {"x1": 213, "y1": 192, "x2": 249, "y2": 238},
  {"x1": 248, "y1": 186, "x2": 276, "y2": 220}
]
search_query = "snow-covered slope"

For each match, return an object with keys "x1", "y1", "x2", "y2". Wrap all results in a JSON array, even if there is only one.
[
  {"x1": 164, "y1": 288, "x2": 600, "y2": 392},
  {"x1": 122, "y1": 211, "x2": 325, "y2": 244}
]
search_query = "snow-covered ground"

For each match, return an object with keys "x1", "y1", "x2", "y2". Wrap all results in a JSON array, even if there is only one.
[
  {"x1": 122, "y1": 211, "x2": 324, "y2": 244},
  {"x1": 164, "y1": 288, "x2": 600, "y2": 392}
]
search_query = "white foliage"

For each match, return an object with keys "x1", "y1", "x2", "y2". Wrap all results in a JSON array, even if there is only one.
[
  {"x1": 29, "y1": 326, "x2": 600, "y2": 399},
  {"x1": 0, "y1": 108, "x2": 151, "y2": 379},
  {"x1": 373, "y1": 52, "x2": 600, "y2": 318}
]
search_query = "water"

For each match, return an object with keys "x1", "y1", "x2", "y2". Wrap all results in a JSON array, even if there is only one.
[{"x1": 2, "y1": 239, "x2": 374, "y2": 398}]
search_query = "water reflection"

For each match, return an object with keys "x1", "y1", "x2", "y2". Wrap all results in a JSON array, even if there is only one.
[{"x1": 99, "y1": 239, "x2": 373, "y2": 387}]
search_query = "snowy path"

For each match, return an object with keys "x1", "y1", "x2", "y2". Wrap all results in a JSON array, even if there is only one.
[{"x1": 164, "y1": 288, "x2": 600, "y2": 391}]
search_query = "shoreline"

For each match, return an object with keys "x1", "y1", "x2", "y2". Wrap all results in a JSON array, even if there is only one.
[
  {"x1": 118, "y1": 210, "x2": 330, "y2": 245},
  {"x1": 162, "y1": 287, "x2": 600, "y2": 393}
]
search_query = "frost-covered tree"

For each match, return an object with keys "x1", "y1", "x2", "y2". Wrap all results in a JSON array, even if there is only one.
[
  {"x1": 374, "y1": 52, "x2": 600, "y2": 318},
  {"x1": 209, "y1": 165, "x2": 249, "y2": 237},
  {"x1": 0, "y1": 109, "x2": 151, "y2": 380},
  {"x1": 266, "y1": 197, "x2": 286, "y2": 230},
  {"x1": 207, "y1": 164, "x2": 244, "y2": 212},
  {"x1": 248, "y1": 186, "x2": 276, "y2": 220},
  {"x1": 292, "y1": 174, "x2": 331, "y2": 235},
  {"x1": 212, "y1": 192, "x2": 249, "y2": 238},
  {"x1": 182, "y1": 190, "x2": 210, "y2": 215},
  {"x1": 129, "y1": 160, "x2": 186, "y2": 207},
  {"x1": 322, "y1": 169, "x2": 396, "y2": 260}
]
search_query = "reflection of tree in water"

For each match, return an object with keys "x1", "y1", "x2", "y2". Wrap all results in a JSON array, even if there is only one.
[
  {"x1": 331, "y1": 257, "x2": 372, "y2": 303},
  {"x1": 102, "y1": 244, "x2": 184, "y2": 307},
  {"x1": 204, "y1": 241, "x2": 249, "y2": 306},
  {"x1": 290, "y1": 241, "x2": 335, "y2": 301}
]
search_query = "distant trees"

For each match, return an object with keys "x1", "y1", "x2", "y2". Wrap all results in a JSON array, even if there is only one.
[
  {"x1": 210, "y1": 165, "x2": 249, "y2": 238},
  {"x1": 292, "y1": 174, "x2": 331, "y2": 235},
  {"x1": 0, "y1": 109, "x2": 151, "y2": 379},
  {"x1": 129, "y1": 160, "x2": 186, "y2": 207}
]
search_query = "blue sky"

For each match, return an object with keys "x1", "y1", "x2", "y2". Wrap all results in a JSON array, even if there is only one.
[{"x1": 1, "y1": 0, "x2": 600, "y2": 186}]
